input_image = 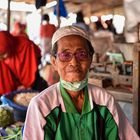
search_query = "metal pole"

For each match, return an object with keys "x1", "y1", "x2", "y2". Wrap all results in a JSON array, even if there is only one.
[
  {"x1": 7, "y1": 0, "x2": 11, "y2": 32},
  {"x1": 57, "y1": 0, "x2": 60, "y2": 28}
]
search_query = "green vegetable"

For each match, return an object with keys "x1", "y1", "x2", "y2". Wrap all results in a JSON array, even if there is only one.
[
  {"x1": 1, "y1": 128, "x2": 22, "y2": 140},
  {"x1": 0, "y1": 105, "x2": 14, "y2": 127}
]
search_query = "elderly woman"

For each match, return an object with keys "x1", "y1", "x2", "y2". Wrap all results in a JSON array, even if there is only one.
[{"x1": 23, "y1": 26, "x2": 139, "y2": 140}]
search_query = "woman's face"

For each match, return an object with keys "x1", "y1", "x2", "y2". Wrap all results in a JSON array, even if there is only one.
[{"x1": 51, "y1": 35, "x2": 92, "y2": 82}]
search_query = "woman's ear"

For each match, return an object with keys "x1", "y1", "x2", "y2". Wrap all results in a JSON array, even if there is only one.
[{"x1": 50, "y1": 56, "x2": 58, "y2": 71}]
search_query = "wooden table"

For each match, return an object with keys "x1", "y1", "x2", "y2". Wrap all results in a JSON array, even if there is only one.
[{"x1": 106, "y1": 86, "x2": 133, "y2": 103}]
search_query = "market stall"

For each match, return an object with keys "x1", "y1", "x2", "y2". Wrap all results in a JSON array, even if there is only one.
[{"x1": 1, "y1": 0, "x2": 140, "y2": 137}]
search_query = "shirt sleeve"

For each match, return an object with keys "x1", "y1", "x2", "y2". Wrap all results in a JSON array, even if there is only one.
[
  {"x1": 115, "y1": 102, "x2": 140, "y2": 140},
  {"x1": 22, "y1": 98, "x2": 46, "y2": 140}
]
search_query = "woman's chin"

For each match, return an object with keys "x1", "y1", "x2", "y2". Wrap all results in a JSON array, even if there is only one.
[
  {"x1": 65, "y1": 77, "x2": 84, "y2": 82},
  {"x1": 64, "y1": 73, "x2": 85, "y2": 82}
]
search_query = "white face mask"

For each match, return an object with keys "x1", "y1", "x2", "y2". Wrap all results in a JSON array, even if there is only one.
[{"x1": 60, "y1": 73, "x2": 88, "y2": 92}]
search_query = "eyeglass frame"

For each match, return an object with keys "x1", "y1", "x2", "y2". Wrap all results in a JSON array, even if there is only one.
[
  {"x1": 55, "y1": 50, "x2": 92, "y2": 62},
  {"x1": 51, "y1": 40, "x2": 94, "y2": 60}
]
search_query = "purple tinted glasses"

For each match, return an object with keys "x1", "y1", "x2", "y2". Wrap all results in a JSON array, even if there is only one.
[{"x1": 56, "y1": 50, "x2": 90, "y2": 62}]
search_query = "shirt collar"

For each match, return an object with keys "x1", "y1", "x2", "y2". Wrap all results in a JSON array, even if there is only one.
[{"x1": 60, "y1": 84, "x2": 91, "y2": 115}]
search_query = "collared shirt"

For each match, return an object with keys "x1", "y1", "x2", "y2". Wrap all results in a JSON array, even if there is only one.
[
  {"x1": 23, "y1": 83, "x2": 139, "y2": 140},
  {"x1": 44, "y1": 85, "x2": 119, "y2": 140}
]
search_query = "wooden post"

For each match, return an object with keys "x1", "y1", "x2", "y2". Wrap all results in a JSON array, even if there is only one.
[
  {"x1": 133, "y1": 43, "x2": 140, "y2": 136},
  {"x1": 56, "y1": 0, "x2": 60, "y2": 28},
  {"x1": 7, "y1": 0, "x2": 11, "y2": 32},
  {"x1": 138, "y1": 23, "x2": 140, "y2": 42}
]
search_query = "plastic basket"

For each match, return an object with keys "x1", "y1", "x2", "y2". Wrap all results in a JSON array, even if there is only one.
[{"x1": 0, "y1": 89, "x2": 38, "y2": 122}]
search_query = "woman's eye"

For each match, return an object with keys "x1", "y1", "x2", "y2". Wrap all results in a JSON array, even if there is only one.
[
  {"x1": 63, "y1": 52, "x2": 71, "y2": 57},
  {"x1": 79, "y1": 52, "x2": 87, "y2": 57}
]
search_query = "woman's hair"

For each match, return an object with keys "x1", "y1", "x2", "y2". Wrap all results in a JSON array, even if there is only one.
[
  {"x1": 51, "y1": 43, "x2": 58, "y2": 57},
  {"x1": 76, "y1": 11, "x2": 85, "y2": 23},
  {"x1": 42, "y1": 14, "x2": 50, "y2": 22}
]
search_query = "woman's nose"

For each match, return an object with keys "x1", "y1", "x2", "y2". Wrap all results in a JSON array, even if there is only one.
[{"x1": 69, "y1": 54, "x2": 79, "y2": 65}]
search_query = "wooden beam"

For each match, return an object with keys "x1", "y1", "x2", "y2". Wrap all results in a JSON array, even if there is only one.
[{"x1": 132, "y1": 43, "x2": 140, "y2": 136}]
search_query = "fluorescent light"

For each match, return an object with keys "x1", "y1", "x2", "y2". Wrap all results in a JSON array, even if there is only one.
[
  {"x1": 90, "y1": 16, "x2": 98, "y2": 22},
  {"x1": 0, "y1": 0, "x2": 36, "y2": 12},
  {"x1": 101, "y1": 14, "x2": 113, "y2": 21},
  {"x1": 46, "y1": 1, "x2": 57, "y2": 8},
  {"x1": 10, "y1": 2, "x2": 36, "y2": 12}
]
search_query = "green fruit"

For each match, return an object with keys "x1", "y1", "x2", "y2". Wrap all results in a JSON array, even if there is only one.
[{"x1": 0, "y1": 105, "x2": 14, "y2": 127}]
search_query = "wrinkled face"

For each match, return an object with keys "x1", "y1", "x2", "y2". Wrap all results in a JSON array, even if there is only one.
[{"x1": 51, "y1": 35, "x2": 92, "y2": 82}]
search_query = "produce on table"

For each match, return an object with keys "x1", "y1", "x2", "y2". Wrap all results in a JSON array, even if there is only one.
[
  {"x1": 0, "y1": 122, "x2": 23, "y2": 140},
  {"x1": 0, "y1": 105, "x2": 14, "y2": 128},
  {"x1": 13, "y1": 92, "x2": 39, "y2": 107}
]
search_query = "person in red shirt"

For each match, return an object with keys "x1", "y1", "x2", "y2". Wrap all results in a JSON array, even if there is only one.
[
  {"x1": 0, "y1": 31, "x2": 48, "y2": 95},
  {"x1": 40, "y1": 14, "x2": 56, "y2": 57},
  {"x1": 11, "y1": 21, "x2": 28, "y2": 38},
  {"x1": 39, "y1": 14, "x2": 58, "y2": 86}
]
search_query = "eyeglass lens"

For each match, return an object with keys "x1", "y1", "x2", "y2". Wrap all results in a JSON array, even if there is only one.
[{"x1": 57, "y1": 50, "x2": 89, "y2": 62}]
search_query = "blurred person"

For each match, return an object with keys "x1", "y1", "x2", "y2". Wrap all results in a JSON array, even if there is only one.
[
  {"x1": 0, "y1": 31, "x2": 48, "y2": 95},
  {"x1": 105, "y1": 19, "x2": 117, "y2": 35},
  {"x1": 23, "y1": 26, "x2": 139, "y2": 140},
  {"x1": 40, "y1": 14, "x2": 56, "y2": 62},
  {"x1": 73, "y1": 11, "x2": 90, "y2": 31},
  {"x1": 39, "y1": 14, "x2": 57, "y2": 87},
  {"x1": 11, "y1": 21, "x2": 28, "y2": 38},
  {"x1": 95, "y1": 19, "x2": 104, "y2": 31},
  {"x1": 39, "y1": 62, "x2": 60, "y2": 86}
]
